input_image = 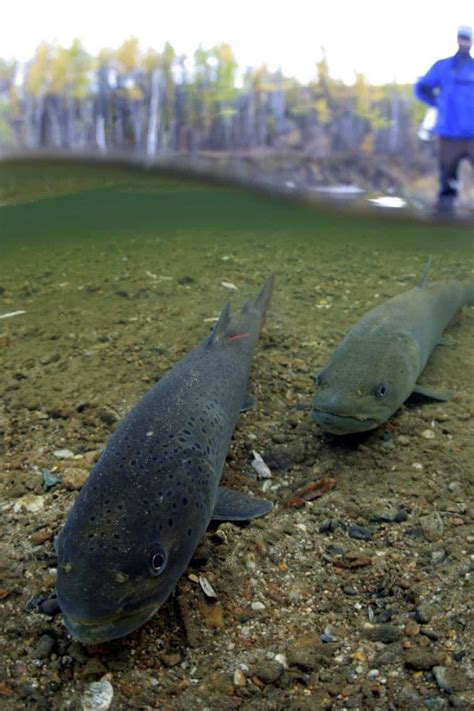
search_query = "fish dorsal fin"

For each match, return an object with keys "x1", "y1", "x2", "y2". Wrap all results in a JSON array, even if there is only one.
[
  {"x1": 207, "y1": 301, "x2": 232, "y2": 346},
  {"x1": 418, "y1": 257, "x2": 432, "y2": 288}
]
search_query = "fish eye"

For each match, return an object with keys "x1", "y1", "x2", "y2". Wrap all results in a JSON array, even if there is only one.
[
  {"x1": 148, "y1": 545, "x2": 168, "y2": 576},
  {"x1": 375, "y1": 383, "x2": 388, "y2": 398}
]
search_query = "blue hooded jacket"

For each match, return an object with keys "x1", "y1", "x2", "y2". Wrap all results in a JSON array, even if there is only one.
[{"x1": 415, "y1": 52, "x2": 474, "y2": 138}]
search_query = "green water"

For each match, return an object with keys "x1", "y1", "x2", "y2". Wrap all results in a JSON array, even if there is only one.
[
  {"x1": 1, "y1": 161, "x2": 473, "y2": 383},
  {"x1": 1, "y1": 159, "x2": 472, "y2": 428},
  {"x1": 1, "y1": 162, "x2": 473, "y2": 709}
]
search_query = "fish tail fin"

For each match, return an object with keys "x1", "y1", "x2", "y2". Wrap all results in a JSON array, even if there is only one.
[
  {"x1": 253, "y1": 273, "x2": 275, "y2": 327},
  {"x1": 418, "y1": 257, "x2": 432, "y2": 288},
  {"x1": 209, "y1": 275, "x2": 274, "y2": 347},
  {"x1": 447, "y1": 269, "x2": 474, "y2": 306}
]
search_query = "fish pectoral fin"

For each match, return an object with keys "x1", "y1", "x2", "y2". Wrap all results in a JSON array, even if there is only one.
[
  {"x1": 411, "y1": 384, "x2": 455, "y2": 402},
  {"x1": 212, "y1": 486, "x2": 273, "y2": 521},
  {"x1": 240, "y1": 393, "x2": 256, "y2": 412}
]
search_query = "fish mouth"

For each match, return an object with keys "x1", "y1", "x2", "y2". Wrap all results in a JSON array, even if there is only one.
[
  {"x1": 62, "y1": 604, "x2": 158, "y2": 644},
  {"x1": 313, "y1": 408, "x2": 380, "y2": 435}
]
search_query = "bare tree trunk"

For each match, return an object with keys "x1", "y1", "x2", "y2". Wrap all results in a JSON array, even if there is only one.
[
  {"x1": 47, "y1": 97, "x2": 63, "y2": 147},
  {"x1": 65, "y1": 93, "x2": 75, "y2": 147},
  {"x1": 146, "y1": 68, "x2": 161, "y2": 158},
  {"x1": 388, "y1": 91, "x2": 400, "y2": 153},
  {"x1": 96, "y1": 114, "x2": 106, "y2": 153},
  {"x1": 24, "y1": 97, "x2": 37, "y2": 148}
]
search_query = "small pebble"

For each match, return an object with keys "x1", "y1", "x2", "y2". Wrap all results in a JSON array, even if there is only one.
[
  {"x1": 81, "y1": 677, "x2": 114, "y2": 711},
  {"x1": 431, "y1": 550, "x2": 447, "y2": 565},
  {"x1": 253, "y1": 659, "x2": 283, "y2": 684},
  {"x1": 416, "y1": 604, "x2": 434, "y2": 624},
  {"x1": 423, "y1": 699, "x2": 446, "y2": 710},
  {"x1": 433, "y1": 666, "x2": 469, "y2": 694},
  {"x1": 274, "y1": 653, "x2": 288, "y2": 669},
  {"x1": 286, "y1": 634, "x2": 324, "y2": 671},
  {"x1": 405, "y1": 620, "x2": 420, "y2": 637},
  {"x1": 365, "y1": 624, "x2": 403, "y2": 644},
  {"x1": 342, "y1": 585, "x2": 357, "y2": 596},
  {"x1": 40, "y1": 352, "x2": 60, "y2": 365},
  {"x1": 404, "y1": 648, "x2": 445, "y2": 670},
  {"x1": 61, "y1": 468, "x2": 89, "y2": 490},
  {"x1": 348, "y1": 524, "x2": 373, "y2": 541},
  {"x1": 245, "y1": 553, "x2": 257, "y2": 571},
  {"x1": 82, "y1": 659, "x2": 108, "y2": 679},
  {"x1": 420, "y1": 628, "x2": 438, "y2": 641},
  {"x1": 420, "y1": 512, "x2": 444, "y2": 542},
  {"x1": 39, "y1": 597, "x2": 60, "y2": 617},
  {"x1": 53, "y1": 448, "x2": 75, "y2": 459},
  {"x1": 233, "y1": 669, "x2": 246, "y2": 687},
  {"x1": 251, "y1": 601, "x2": 265, "y2": 611},
  {"x1": 394, "y1": 509, "x2": 409, "y2": 523},
  {"x1": 13, "y1": 494, "x2": 44, "y2": 514},
  {"x1": 319, "y1": 519, "x2": 338, "y2": 533},
  {"x1": 398, "y1": 687, "x2": 420, "y2": 706},
  {"x1": 30, "y1": 528, "x2": 51, "y2": 545},
  {"x1": 320, "y1": 629, "x2": 336, "y2": 643},
  {"x1": 421, "y1": 429, "x2": 436, "y2": 439},
  {"x1": 161, "y1": 653, "x2": 182, "y2": 668},
  {"x1": 32, "y1": 634, "x2": 55, "y2": 660},
  {"x1": 367, "y1": 508, "x2": 397, "y2": 524}
]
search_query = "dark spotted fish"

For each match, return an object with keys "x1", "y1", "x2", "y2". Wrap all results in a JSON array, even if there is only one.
[
  {"x1": 56, "y1": 275, "x2": 275, "y2": 643},
  {"x1": 313, "y1": 263, "x2": 474, "y2": 434}
]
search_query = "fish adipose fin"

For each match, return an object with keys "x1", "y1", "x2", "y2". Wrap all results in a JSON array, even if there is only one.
[
  {"x1": 240, "y1": 393, "x2": 256, "y2": 412},
  {"x1": 410, "y1": 384, "x2": 455, "y2": 402},
  {"x1": 212, "y1": 486, "x2": 273, "y2": 521}
]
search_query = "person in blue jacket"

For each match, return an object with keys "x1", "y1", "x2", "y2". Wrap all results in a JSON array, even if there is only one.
[{"x1": 415, "y1": 25, "x2": 474, "y2": 211}]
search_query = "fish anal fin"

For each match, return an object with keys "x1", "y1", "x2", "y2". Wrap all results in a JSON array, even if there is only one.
[
  {"x1": 410, "y1": 384, "x2": 455, "y2": 402},
  {"x1": 212, "y1": 486, "x2": 273, "y2": 521}
]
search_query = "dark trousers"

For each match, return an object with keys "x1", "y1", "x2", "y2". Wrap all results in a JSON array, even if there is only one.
[{"x1": 438, "y1": 137, "x2": 474, "y2": 208}]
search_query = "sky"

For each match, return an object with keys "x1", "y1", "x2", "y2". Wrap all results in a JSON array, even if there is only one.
[{"x1": 1, "y1": 0, "x2": 473, "y2": 85}]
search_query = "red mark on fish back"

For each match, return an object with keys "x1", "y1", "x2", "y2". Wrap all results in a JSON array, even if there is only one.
[{"x1": 228, "y1": 332, "x2": 250, "y2": 343}]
